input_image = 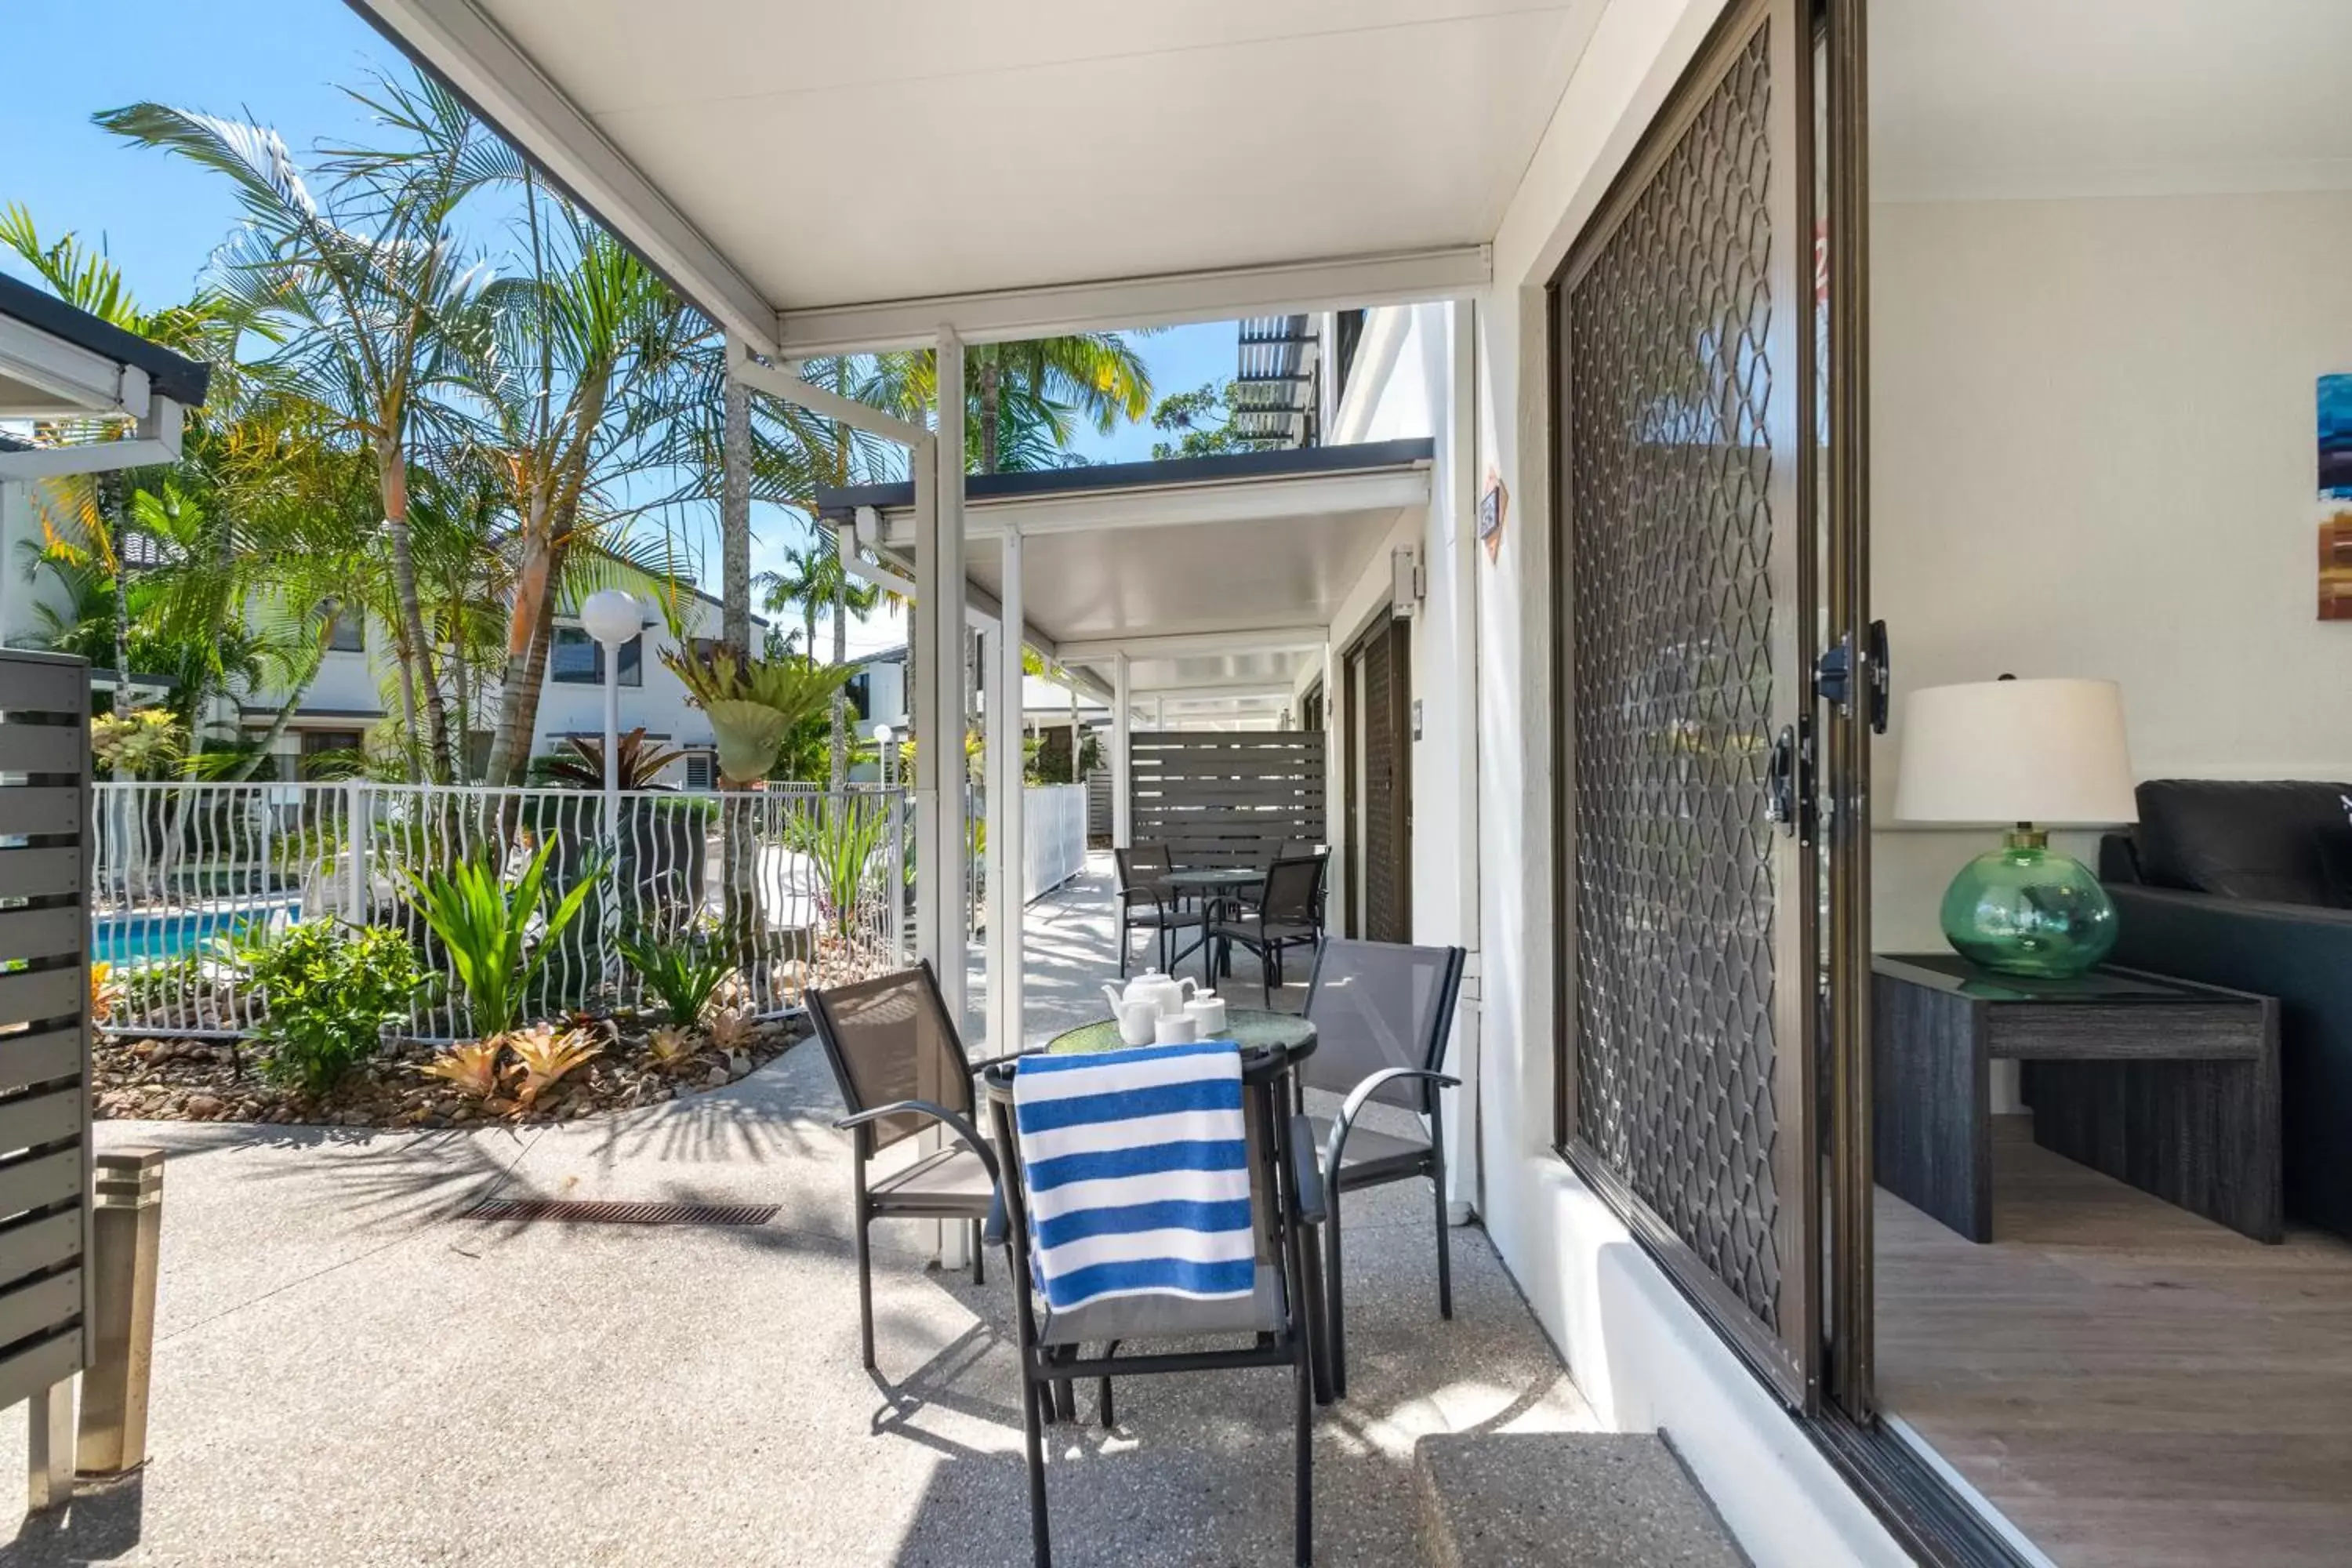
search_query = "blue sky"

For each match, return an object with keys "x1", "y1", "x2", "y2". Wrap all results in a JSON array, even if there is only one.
[{"x1": 0, "y1": 0, "x2": 1239, "y2": 654}]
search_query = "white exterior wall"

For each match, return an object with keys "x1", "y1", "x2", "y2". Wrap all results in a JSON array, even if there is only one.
[
  {"x1": 1330, "y1": 1, "x2": 1918, "y2": 1562},
  {"x1": 246, "y1": 595, "x2": 739, "y2": 781}
]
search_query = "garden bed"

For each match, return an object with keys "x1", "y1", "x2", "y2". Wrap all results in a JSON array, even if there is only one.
[{"x1": 93, "y1": 1011, "x2": 813, "y2": 1130}]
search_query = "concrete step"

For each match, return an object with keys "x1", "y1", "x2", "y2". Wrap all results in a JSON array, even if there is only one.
[{"x1": 1414, "y1": 1432, "x2": 1748, "y2": 1568}]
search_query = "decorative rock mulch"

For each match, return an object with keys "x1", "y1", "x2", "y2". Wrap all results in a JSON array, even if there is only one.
[{"x1": 93, "y1": 1011, "x2": 812, "y2": 1131}]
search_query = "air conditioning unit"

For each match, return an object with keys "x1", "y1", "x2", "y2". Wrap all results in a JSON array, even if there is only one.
[{"x1": 685, "y1": 753, "x2": 713, "y2": 791}]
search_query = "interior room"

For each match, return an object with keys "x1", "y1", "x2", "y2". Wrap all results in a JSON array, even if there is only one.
[{"x1": 1867, "y1": 3, "x2": 2352, "y2": 1563}]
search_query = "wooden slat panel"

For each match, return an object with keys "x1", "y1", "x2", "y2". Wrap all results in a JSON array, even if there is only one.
[
  {"x1": 0, "y1": 1149, "x2": 80, "y2": 1221},
  {"x1": 0, "y1": 1091, "x2": 80, "y2": 1160},
  {"x1": 0, "y1": 906, "x2": 84, "y2": 964},
  {"x1": 0, "y1": 656, "x2": 88, "y2": 717},
  {"x1": 0, "y1": 1029, "x2": 80, "y2": 1098},
  {"x1": 0, "y1": 1327, "x2": 81, "y2": 1411},
  {"x1": 0, "y1": 1269, "x2": 80, "y2": 1349},
  {"x1": 0, "y1": 969, "x2": 81, "y2": 1030},
  {"x1": 0, "y1": 1211, "x2": 84, "y2": 1290},
  {"x1": 0, "y1": 724, "x2": 84, "y2": 775},
  {"x1": 0, "y1": 788, "x2": 80, "y2": 837},
  {"x1": 0, "y1": 846, "x2": 82, "y2": 899}
]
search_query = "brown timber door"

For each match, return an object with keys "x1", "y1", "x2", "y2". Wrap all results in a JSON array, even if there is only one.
[
  {"x1": 1549, "y1": 0, "x2": 1845, "y2": 1410},
  {"x1": 1345, "y1": 617, "x2": 1412, "y2": 943}
]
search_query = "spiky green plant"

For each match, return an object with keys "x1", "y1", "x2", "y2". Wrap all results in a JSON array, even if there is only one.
[
  {"x1": 399, "y1": 838, "x2": 598, "y2": 1037},
  {"x1": 615, "y1": 927, "x2": 735, "y2": 1025}
]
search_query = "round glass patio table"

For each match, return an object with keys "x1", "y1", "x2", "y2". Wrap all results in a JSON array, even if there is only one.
[{"x1": 1043, "y1": 1007, "x2": 1316, "y2": 1062}]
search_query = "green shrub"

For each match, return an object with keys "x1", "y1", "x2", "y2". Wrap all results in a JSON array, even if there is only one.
[
  {"x1": 399, "y1": 839, "x2": 598, "y2": 1038},
  {"x1": 615, "y1": 925, "x2": 735, "y2": 1025},
  {"x1": 243, "y1": 920, "x2": 424, "y2": 1095}
]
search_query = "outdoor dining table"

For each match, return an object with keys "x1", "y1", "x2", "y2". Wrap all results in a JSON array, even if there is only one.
[
  {"x1": 1159, "y1": 866, "x2": 1265, "y2": 985},
  {"x1": 1029, "y1": 1007, "x2": 1334, "y2": 1403}
]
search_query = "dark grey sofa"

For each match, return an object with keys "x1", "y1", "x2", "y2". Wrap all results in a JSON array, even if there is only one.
[{"x1": 2100, "y1": 779, "x2": 2352, "y2": 1240}]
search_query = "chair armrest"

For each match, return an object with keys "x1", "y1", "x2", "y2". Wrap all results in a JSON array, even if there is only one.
[
  {"x1": 1324, "y1": 1068, "x2": 1462, "y2": 1175},
  {"x1": 1287, "y1": 1113, "x2": 1327, "y2": 1225},
  {"x1": 834, "y1": 1099, "x2": 1001, "y2": 1182}
]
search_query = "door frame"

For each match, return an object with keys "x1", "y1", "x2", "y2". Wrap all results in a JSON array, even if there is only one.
[{"x1": 1545, "y1": 0, "x2": 1824, "y2": 1409}]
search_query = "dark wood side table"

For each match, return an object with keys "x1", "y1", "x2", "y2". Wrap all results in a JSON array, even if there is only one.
[{"x1": 1871, "y1": 953, "x2": 2281, "y2": 1243}]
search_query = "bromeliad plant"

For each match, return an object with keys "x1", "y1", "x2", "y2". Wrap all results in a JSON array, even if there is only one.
[
  {"x1": 615, "y1": 925, "x2": 735, "y2": 1025},
  {"x1": 503, "y1": 1022, "x2": 601, "y2": 1110},
  {"x1": 535, "y1": 728, "x2": 685, "y2": 791},
  {"x1": 659, "y1": 644, "x2": 851, "y2": 784},
  {"x1": 400, "y1": 838, "x2": 599, "y2": 1039}
]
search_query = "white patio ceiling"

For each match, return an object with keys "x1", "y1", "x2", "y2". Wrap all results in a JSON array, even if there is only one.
[
  {"x1": 826, "y1": 442, "x2": 1432, "y2": 717},
  {"x1": 348, "y1": 0, "x2": 1604, "y2": 350}
]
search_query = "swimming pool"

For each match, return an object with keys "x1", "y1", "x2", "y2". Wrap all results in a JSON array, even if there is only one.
[{"x1": 94, "y1": 899, "x2": 303, "y2": 967}]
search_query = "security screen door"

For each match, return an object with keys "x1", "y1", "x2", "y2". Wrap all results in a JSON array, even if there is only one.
[{"x1": 1550, "y1": 0, "x2": 1832, "y2": 1406}]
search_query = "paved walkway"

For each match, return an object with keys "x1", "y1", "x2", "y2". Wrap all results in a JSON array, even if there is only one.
[{"x1": 2, "y1": 856, "x2": 1588, "y2": 1566}]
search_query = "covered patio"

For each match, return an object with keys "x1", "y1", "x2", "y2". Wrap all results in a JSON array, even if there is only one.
[{"x1": 0, "y1": 863, "x2": 1588, "y2": 1568}]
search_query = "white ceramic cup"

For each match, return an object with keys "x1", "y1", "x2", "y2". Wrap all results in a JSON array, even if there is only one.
[
  {"x1": 1116, "y1": 1000, "x2": 1160, "y2": 1047},
  {"x1": 1153, "y1": 1013, "x2": 1201, "y2": 1045},
  {"x1": 1185, "y1": 993, "x2": 1228, "y2": 1036}
]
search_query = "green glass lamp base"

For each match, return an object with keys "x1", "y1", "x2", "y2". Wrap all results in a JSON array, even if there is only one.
[{"x1": 1940, "y1": 828, "x2": 2117, "y2": 978}]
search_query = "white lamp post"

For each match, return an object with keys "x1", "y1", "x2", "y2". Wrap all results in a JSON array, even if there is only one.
[
  {"x1": 579, "y1": 590, "x2": 641, "y2": 933},
  {"x1": 874, "y1": 723, "x2": 895, "y2": 790}
]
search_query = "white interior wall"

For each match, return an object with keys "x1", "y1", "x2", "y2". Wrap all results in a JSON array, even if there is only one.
[
  {"x1": 1461, "y1": 0, "x2": 1909, "y2": 1562},
  {"x1": 1871, "y1": 188, "x2": 2352, "y2": 953}
]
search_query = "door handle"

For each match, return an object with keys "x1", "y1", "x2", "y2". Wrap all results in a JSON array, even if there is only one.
[
  {"x1": 1765, "y1": 725, "x2": 1798, "y2": 833},
  {"x1": 1867, "y1": 619, "x2": 1890, "y2": 735}
]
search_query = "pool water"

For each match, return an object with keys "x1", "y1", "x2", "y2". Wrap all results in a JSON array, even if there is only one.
[{"x1": 94, "y1": 901, "x2": 302, "y2": 967}]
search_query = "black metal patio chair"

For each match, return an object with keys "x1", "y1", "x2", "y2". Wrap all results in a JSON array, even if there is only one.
[
  {"x1": 1299, "y1": 938, "x2": 1467, "y2": 1398},
  {"x1": 1112, "y1": 842, "x2": 1203, "y2": 977},
  {"x1": 806, "y1": 963, "x2": 1025, "y2": 1372},
  {"x1": 1208, "y1": 854, "x2": 1327, "y2": 1004},
  {"x1": 981, "y1": 1044, "x2": 1327, "y2": 1566}
]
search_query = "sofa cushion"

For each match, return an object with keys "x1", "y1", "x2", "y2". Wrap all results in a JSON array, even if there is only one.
[{"x1": 2134, "y1": 779, "x2": 2352, "y2": 906}]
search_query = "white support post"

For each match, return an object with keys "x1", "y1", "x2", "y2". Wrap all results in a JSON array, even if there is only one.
[
  {"x1": 986, "y1": 528, "x2": 1026, "y2": 1054},
  {"x1": 922, "y1": 328, "x2": 969, "y2": 1271},
  {"x1": 1112, "y1": 652, "x2": 1132, "y2": 850}
]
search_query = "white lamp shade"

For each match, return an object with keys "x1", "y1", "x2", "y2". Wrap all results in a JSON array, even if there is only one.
[
  {"x1": 579, "y1": 589, "x2": 642, "y2": 648},
  {"x1": 1893, "y1": 678, "x2": 2137, "y2": 826}
]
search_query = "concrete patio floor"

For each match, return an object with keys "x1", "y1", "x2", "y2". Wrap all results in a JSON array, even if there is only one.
[{"x1": 1, "y1": 856, "x2": 1590, "y2": 1566}]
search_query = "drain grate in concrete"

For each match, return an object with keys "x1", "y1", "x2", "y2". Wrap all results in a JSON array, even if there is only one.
[{"x1": 465, "y1": 1199, "x2": 778, "y2": 1226}]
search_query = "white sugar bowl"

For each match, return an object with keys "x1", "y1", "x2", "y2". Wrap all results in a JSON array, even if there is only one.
[{"x1": 1184, "y1": 992, "x2": 1229, "y2": 1036}]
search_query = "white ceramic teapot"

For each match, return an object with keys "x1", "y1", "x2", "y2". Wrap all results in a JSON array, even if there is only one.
[{"x1": 1102, "y1": 969, "x2": 1196, "y2": 1021}]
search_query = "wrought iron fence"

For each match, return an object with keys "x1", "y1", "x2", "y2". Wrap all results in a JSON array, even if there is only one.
[{"x1": 93, "y1": 780, "x2": 911, "y2": 1040}]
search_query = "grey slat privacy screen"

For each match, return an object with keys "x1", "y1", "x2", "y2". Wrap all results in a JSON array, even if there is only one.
[
  {"x1": 1128, "y1": 731, "x2": 1326, "y2": 869},
  {"x1": 0, "y1": 651, "x2": 94, "y2": 1412}
]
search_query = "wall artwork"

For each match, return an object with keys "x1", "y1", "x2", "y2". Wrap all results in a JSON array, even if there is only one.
[{"x1": 2321, "y1": 374, "x2": 2352, "y2": 619}]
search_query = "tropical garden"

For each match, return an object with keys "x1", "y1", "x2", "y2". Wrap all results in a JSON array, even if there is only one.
[{"x1": 8, "y1": 67, "x2": 1166, "y2": 1127}]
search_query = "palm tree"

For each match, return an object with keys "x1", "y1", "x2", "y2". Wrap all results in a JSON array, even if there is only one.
[
  {"x1": 103, "y1": 71, "x2": 521, "y2": 780},
  {"x1": 462, "y1": 187, "x2": 705, "y2": 783}
]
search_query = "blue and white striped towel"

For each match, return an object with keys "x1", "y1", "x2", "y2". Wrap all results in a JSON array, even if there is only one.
[{"x1": 1011, "y1": 1040, "x2": 1253, "y2": 1314}]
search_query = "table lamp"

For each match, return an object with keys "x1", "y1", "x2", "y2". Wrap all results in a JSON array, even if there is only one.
[{"x1": 1892, "y1": 677, "x2": 2137, "y2": 978}]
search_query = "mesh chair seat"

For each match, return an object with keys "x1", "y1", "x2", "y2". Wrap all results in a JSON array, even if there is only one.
[
  {"x1": 1041, "y1": 1262, "x2": 1287, "y2": 1345},
  {"x1": 1129, "y1": 904, "x2": 1206, "y2": 930},
  {"x1": 868, "y1": 1145, "x2": 996, "y2": 1211},
  {"x1": 1305, "y1": 1115, "x2": 1429, "y2": 1179},
  {"x1": 1215, "y1": 918, "x2": 1315, "y2": 944}
]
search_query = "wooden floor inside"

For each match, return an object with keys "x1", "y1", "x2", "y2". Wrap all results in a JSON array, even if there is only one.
[{"x1": 1876, "y1": 1116, "x2": 2352, "y2": 1568}]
